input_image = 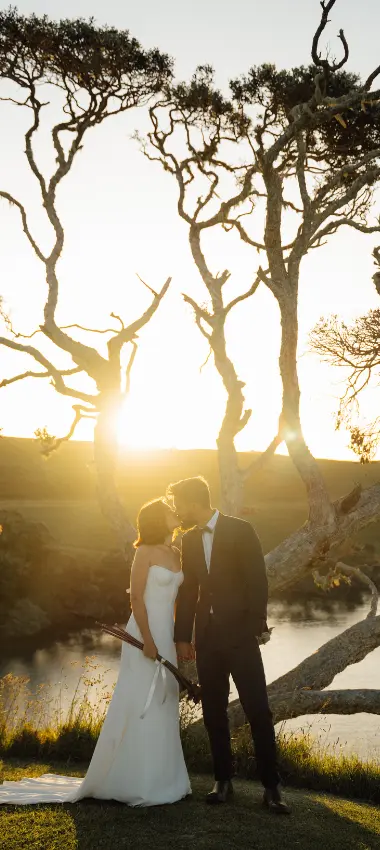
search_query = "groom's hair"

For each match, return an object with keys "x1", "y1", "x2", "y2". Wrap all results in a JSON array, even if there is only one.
[{"x1": 166, "y1": 476, "x2": 211, "y2": 508}]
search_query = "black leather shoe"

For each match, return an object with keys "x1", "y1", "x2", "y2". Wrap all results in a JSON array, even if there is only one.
[
  {"x1": 263, "y1": 787, "x2": 291, "y2": 814},
  {"x1": 206, "y1": 780, "x2": 233, "y2": 804}
]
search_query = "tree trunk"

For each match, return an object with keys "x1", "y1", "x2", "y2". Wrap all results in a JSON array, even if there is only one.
[
  {"x1": 263, "y1": 163, "x2": 334, "y2": 526},
  {"x1": 277, "y1": 288, "x2": 335, "y2": 526},
  {"x1": 216, "y1": 433, "x2": 245, "y2": 515},
  {"x1": 213, "y1": 327, "x2": 249, "y2": 516},
  {"x1": 93, "y1": 392, "x2": 136, "y2": 560},
  {"x1": 226, "y1": 487, "x2": 380, "y2": 727}
]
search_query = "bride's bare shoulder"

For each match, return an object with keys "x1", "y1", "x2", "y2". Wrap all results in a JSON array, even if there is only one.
[{"x1": 132, "y1": 545, "x2": 151, "y2": 565}]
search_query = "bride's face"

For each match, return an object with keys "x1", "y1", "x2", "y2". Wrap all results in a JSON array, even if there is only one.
[
  {"x1": 165, "y1": 505, "x2": 180, "y2": 534},
  {"x1": 172, "y1": 497, "x2": 198, "y2": 529}
]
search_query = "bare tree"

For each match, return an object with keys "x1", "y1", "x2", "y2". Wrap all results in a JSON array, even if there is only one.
[
  {"x1": 227, "y1": 4, "x2": 380, "y2": 525},
  {"x1": 0, "y1": 10, "x2": 172, "y2": 555},
  {"x1": 143, "y1": 3, "x2": 380, "y2": 527},
  {"x1": 144, "y1": 1, "x2": 380, "y2": 725},
  {"x1": 310, "y1": 246, "x2": 380, "y2": 462},
  {"x1": 138, "y1": 68, "x2": 282, "y2": 515}
]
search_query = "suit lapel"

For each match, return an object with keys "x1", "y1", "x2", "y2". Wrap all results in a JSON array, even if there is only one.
[
  {"x1": 191, "y1": 527, "x2": 208, "y2": 580},
  {"x1": 209, "y1": 513, "x2": 226, "y2": 575},
  {"x1": 188, "y1": 513, "x2": 227, "y2": 580}
]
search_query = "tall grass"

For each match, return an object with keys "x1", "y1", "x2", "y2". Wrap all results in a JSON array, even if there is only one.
[
  {"x1": 1, "y1": 669, "x2": 379, "y2": 803},
  {"x1": 0, "y1": 660, "x2": 113, "y2": 761}
]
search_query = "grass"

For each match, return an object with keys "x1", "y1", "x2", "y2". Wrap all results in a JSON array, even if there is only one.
[
  {"x1": 0, "y1": 760, "x2": 380, "y2": 850},
  {"x1": 1, "y1": 673, "x2": 380, "y2": 806},
  {"x1": 182, "y1": 711, "x2": 380, "y2": 805}
]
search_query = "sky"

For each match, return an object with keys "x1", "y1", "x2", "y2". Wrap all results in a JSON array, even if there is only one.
[{"x1": 0, "y1": 0, "x2": 380, "y2": 459}]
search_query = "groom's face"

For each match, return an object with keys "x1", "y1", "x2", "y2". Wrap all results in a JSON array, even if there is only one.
[{"x1": 173, "y1": 497, "x2": 199, "y2": 530}]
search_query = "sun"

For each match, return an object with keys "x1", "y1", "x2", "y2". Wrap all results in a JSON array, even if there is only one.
[{"x1": 117, "y1": 392, "x2": 202, "y2": 451}]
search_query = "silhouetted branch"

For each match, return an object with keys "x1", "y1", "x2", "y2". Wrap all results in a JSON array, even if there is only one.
[
  {"x1": 107, "y1": 277, "x2": 171, "y2": 361},
  {"x1": 225, "y1": 273, "x2": 261, "y2": 314},
  {"x1": 136, "y1": 272, "x2": 159, "y2": 297},
  {"x1": 125, "y1": 340, "x2": 138, "y2": 394},
  {"x1": 0, "y1": 191, "x2": 46, "y2": 262},
  {"x1": 60, "y1": 321, "x2": 122, "y2": 335},
  {"x1": 364, "y1": 65, "x2": 380, "y2": 92},
  {"x1": 182, "y1": 293, "x2": 212, "y2": 341},
  {"x1": 242, "y1": 430, "x2": 284, "y2": 481},
  {"x1": 311, "y1": 0, "x2": 349, "y2": 72},
  {"x1": 0, "y1": 336, "x2": 97, "y2": 404},
  {"x1": 36, "y1": 404, "x2": 97, "y2": 456},
  {"x1": 223, "y1": 214, "x2": 266, "y2": 251},
  {"x1": 310, "y1": 217, "x2": 380, "y2": 246},
  {"x1": 0, "y1": 366, "x2": 81, "y2": 389}
]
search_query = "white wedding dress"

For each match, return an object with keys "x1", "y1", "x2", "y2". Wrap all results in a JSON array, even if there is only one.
[{"x1": 0, "y1": 566, "x2": 191, "y2": 807}]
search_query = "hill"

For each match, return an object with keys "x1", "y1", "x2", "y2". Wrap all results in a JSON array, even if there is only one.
[{"x1": 0, "y1": 437, "x2": 379, "y2": 554}]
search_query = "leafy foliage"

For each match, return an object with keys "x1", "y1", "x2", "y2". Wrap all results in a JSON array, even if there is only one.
[
  {"x1": 230, "y1": 64, "x2": 380, "y2": 167},
  {"x1": 310, "y1": 285, "x2": 380, "y2": 463},
  {"x1": 168, "y1": 66, "x2": 249, "y2": 133},
  {"x1": 0, "y1": 8, "x2": 172, "y2": 97},
  {"x1": 0, "y1": 511, "x2": 52, "y2": 633},
  {"x1": 0, "y1": 510, "x2": 129, "y2": 637}
]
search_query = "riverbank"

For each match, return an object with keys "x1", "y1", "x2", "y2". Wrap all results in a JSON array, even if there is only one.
[
  {"x1": 3, "y1": 595, "x2": 380, "y2": 764},
  {"x1": 1, "y1": 761, "x2": 379, "y2": 850}
]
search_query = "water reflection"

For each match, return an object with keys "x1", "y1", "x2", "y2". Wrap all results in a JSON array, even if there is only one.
[{"x1": 1, "y1": 598, "x2": 379, "y2": 762}]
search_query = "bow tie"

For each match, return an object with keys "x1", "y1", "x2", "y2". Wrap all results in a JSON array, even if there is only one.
[{"x1": 198, "y1": 525, "x2": 213, "y2": 534}]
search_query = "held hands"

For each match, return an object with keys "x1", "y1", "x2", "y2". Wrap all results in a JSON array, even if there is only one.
[
  {"x1": 254, "y1": 618, "x2": 273, "y2": 645},
  {"x1": 143, "y1": 636, "x2": 158, "y2": 660},
  {"x1": 255, "y1": 618, "x2": 268, "y2": 637},
  {"x1": 176, "y1": 642, "x2": 195, "y2": 662}
]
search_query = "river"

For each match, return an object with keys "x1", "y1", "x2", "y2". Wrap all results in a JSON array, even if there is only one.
[{"x1": 1, "y1": 597, "x2": 379, "y2": 762}]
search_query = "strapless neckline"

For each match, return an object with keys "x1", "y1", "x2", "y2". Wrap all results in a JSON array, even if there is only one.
[{"x1": 149, "y1": 565, "x2": 182, "y2": 576}]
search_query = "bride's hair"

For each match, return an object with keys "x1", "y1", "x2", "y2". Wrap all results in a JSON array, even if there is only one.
[{"x1": 134, "y1": 498, "x2": 170, "y2": 548}]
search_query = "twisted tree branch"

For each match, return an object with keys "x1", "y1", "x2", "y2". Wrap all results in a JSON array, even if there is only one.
[
  {"x1": 0, "y1": 366, "x2": 81, "y2": 389},
  {"x1": 107, "y1": 276, "x2": 171, "y2": 362},
  {"x1": 270, "y1": 687, "x2": 380, "y2": 725},
  {"x1": 0, "y1": 191, "x2": 46, "y2": 262},
  {"x1": 311, "y1": 1, "x2": 349, "y2": 72},
  {"x1": 335, "y1": 562, "x2": 379, "y2": 618},
  {"x1": 0, "y1": 336, "x2": 97, "y2": 404}
]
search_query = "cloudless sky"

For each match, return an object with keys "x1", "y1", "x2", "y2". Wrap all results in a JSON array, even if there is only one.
[{"x1": 1, "y1": 0, "x2": 380, "y2": 458}]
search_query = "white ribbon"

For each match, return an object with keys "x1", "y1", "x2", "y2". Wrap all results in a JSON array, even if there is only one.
[{"x1": 140, "y1": 660, "x2": 167, "y2": 719}]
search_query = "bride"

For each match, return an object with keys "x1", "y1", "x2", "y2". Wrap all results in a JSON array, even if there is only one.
[{"x1": 0, "y1": 499, "x2": 191, "y2": 807}]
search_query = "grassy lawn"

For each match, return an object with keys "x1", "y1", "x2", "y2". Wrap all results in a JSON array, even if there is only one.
[{"x1": 1, "y1": 760, "x2": 380, "y2": 850}]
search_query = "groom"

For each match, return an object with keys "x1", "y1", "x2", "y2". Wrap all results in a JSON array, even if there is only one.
[{"x1": 168, "y1": 476, "x2": 290, "y2": 814}]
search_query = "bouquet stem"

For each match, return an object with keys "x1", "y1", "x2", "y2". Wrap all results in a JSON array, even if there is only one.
[{"x1": 97, "y1": 622, "x2": 202, "y2": 705}]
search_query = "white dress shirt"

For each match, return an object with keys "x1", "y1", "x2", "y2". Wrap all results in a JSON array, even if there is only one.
[
  {"x1": 201, "y1": 509, "x2": 220, "y2": 572},
  {"x1": 201, "y1": 511, "x2": 219, "y2": 615}
]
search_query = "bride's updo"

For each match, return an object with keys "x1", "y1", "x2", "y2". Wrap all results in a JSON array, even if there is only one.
[{"x1": 134, "y1": 499, "x2": 171, "y2": 548}]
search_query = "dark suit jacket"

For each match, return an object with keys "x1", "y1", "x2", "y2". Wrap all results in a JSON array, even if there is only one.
[{"x1": 174, "y1": 513, "x2": 268, "y2": 648}]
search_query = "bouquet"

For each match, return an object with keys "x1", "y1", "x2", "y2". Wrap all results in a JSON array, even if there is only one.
[{"x1": 98, "y1": 622, "x2": 202, "y2": 705}]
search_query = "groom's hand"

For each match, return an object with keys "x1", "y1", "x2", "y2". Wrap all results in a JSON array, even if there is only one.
[
  {"x1": 253, "y1": 618, "x2": 268, "y2": 637},
  {"x1": 176, "y1": 642, "x2": 195, "y2": 662}
]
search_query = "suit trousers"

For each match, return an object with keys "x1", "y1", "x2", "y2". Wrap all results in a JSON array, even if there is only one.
[{"x1": 196, "y1": 616, "x2": 280, "y2": 788}]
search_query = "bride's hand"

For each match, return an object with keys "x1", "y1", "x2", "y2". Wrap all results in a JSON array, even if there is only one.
[{"x1": 143, "y1": 636, "x2": 158, "y2": 660}]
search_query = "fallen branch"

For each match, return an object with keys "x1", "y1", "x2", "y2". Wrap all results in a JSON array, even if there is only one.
[
  {"x1": 336, "y1": 562, "x2": 379, "y2": 618},
  {"x1": 270, "y1": 687, "x2": 380, "y2": 725}
]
